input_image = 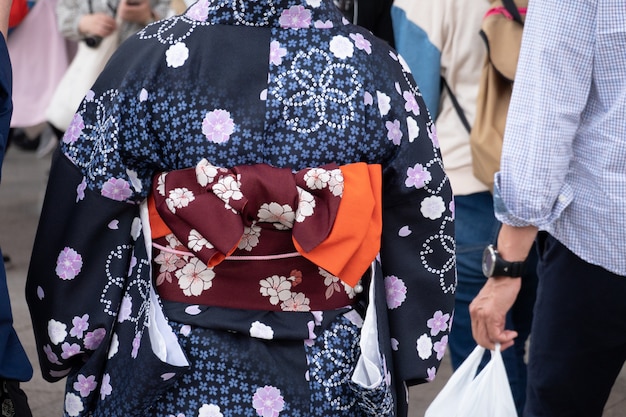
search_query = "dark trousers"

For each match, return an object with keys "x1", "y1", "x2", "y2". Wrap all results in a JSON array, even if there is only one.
[
  {"x1": 450, "y1": 191, "x2": 537, "y2": 416},
  {"x1": 525, "y1": 233, "x2": 626, "y2": 417}
]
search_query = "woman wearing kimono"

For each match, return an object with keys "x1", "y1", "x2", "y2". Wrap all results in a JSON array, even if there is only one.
[{"x1": 26, "y1": 1, "x2": 455, "y2": 416}]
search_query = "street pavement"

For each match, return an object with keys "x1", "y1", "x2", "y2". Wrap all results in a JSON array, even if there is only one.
[{"x1": 1, "y1": 146, "x2": 625, "y2": 417}]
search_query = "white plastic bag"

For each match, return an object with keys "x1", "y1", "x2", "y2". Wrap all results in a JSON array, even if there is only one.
[{"x1": 425, "y1": 344, "x2": 517, "y2": 417}]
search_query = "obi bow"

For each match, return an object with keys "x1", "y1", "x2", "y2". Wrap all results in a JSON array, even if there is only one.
[{"x1": 149, "y1": 159, "x2": 382, "y2": 287}]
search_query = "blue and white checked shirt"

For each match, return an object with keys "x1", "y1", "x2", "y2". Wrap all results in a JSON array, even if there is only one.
[{"x1": 494, "y1": 0, "x2": 626, "y2": 276}]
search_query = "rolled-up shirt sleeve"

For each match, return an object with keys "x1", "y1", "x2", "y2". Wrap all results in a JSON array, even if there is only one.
[{"x1": 495, "y1": 0, "x2": 594, "y2": 228}]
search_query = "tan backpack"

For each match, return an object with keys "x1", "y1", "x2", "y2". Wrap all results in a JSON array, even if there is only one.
[{"x1": 469, "y1": 0, "x2": 527, "y2": 190}]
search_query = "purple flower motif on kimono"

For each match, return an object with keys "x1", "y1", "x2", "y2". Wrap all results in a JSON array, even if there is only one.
[
  {"x1": 403, "y1": 91, "x2": 420, "y2": 115},
  {"x1": 118, "y1": 295, "x2": 133, "y2": 323},
  {"x1": 131, "y1": 333, "x2": 141, "y2": 358},
  {"x1": 384, "y1": 275, "x2": 407, "y2": 309},
  {"x1": 49, "y1": 319, "x2": 67, "y2": 346},
  {"x1": 166, "y1": 42, "x2": 189, "y2": 68},
  {"x1": 329, "y1": 35, "x2": 354, "y2": 59},
  {"x1": 43, "y1": 344, "x2": 61, "y2": 365},
  {"x1": 363, "y1": 91, "x2": 373, "y2": 106},
  {"x1": 100, "y1": 374, "x2": 112, "y2": 400},
  {"x1": 74, "y1": 374, "x2": 97, "y2": 397},
  {"x1": 428, "y1": 122, "x2": 439, "y2": 148},
  {"x1": 390, "y1": 338, "x2": 399, "y2": 351},
  {"x1": 252, "y1": 385, "x2": 285, "y2": 417},
  {"x1": 56, "y1": 247, "x2": 83, "y2": 280},
  {"x1": 385, "y1": 119, "x2": 402, "y2": 145},
  {"x1": 426, "y1": 367, "x2": 436, "y2": 382},
  {"x1": 421, "y1": 196, "x2": 446, "y2": 220},
  {"x1": 449, "y1": 199, "x2": 455, "y2": 218},
  {"x1": 101, "y1": 178, "x2": 133, "y2": 201},
  {"x1": 128, "y1": 255, "x2": 137, "y2": 276},
  {"x1": 377, "y1": 91, "x2": 391, "y2": 116},
  {"x1": 64, "y1": 113, "x2": 84, "y2": 144},
  {"x1": 199, "y1": 403, "x2": 223, "y2": 417},
  {"x1": 427, "y1": 310, "x2": 450, "y2": 336},
  {"x1": 76, "y1": 177, "x2": 86, "y2": 202},
  {"x1": 405, "y1": 163, "x2": 432, "y2": 189},
  {"x1": 304, "y1": 320, "x2": 316, "y2": 346},
  {"x1": 250, "y1": 321, "x2": 274, "y2": 340},
  {"x1": 186, "y1": 0, "x2": 209, "y2": 21},
  {"x1": 279, "y1": 5, "x2": 311, "y2": 29},
  {"x1": 311, "y1": 310, "x2": 323, "y2": 326},
  {"x1": 83, "y1": 328, "x2": 106, "y2": 350},
  {"x1": 349, "y1": 33, "x2": 372, "y2": 54},
  {"x1": 61, "y1": 342, "x2": 82, "y2": 359},
  {"x1": 407, "y1": 116, "x2": 419, "y2": 143},
  {"x1": 202, "y1": 109, "x2": 235, "y2": 144},
  {"x1": 416, "y1": 334, "x2": 433, "y2": 360},
  {"x1": 398, "y1": 225, "x2": 412, "y2": 237},
  {"x1": 139, "y1": 88, "x2": 149, "y2": 102},
  {"x1": 65, "y1": 392, "x2": 84, "y2": 417},
  {"x1": 314, "y1": 20, "x2": 332, "y2": 28},
  {"x1": 434, "y1": 335, "x2": 448, "y2": 360},
  {"x1": 269, "y1": 41, "x2": 287, "y2": 66},
  {"x1": 70, "y1": 314, "x2": 89, "y2": 338}
]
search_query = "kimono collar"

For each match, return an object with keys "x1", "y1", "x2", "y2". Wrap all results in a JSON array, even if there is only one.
[{"x1": 149, "y1": 160, "x2": 382, "y2": 287}]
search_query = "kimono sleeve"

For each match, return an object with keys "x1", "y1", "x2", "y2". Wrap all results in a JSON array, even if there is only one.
[
  {"x1": 24, "y1": 38, "x2": 168, "y2": 384},
  {"x1": 25, "y1": 150, "x2": 142, "y2": 382},
  {"x1": 375, "y1": 50, "x2": 456, "y2": 386}
]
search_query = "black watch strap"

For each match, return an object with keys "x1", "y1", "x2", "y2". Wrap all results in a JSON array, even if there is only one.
[{"x1": 502, "y1": 260, "x2": 525, "y2": 277}]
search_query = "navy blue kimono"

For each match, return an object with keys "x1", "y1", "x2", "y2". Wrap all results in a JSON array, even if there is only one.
[{"x1": 26, "y1": 1, "x2": 455, "y2": 416}]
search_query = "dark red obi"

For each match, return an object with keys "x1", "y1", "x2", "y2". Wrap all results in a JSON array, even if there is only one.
[{"x1": 149, "y1": 159, "x2": 382, "y2": 311}]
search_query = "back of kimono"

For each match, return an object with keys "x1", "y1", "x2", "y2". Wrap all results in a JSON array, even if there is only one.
[{"x1": 26, "y1": 1, "x2": 456, "y2": 417}]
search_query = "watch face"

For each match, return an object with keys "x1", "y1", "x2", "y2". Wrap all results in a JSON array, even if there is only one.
[{"x1": 482, "y1": 245, "x2": 496, "y2": 277}]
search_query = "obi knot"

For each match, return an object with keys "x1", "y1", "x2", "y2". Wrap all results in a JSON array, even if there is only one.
[{"x1": 149, "y1": 159, "x2": 382, "y2": 287}]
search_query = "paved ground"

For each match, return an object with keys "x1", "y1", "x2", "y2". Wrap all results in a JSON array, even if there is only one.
[{"x1": 2, "y1": 146, "x2": 625, "y2": 416}]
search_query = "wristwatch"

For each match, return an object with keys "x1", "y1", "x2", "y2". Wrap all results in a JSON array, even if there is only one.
[{"x1": 481, "y1": 244, "x2": 526, "y2": 278}]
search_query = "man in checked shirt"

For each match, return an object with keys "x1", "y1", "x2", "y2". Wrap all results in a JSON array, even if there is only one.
[{"x1": 470, "y1": 1, "x2": 626, "y2": 417}]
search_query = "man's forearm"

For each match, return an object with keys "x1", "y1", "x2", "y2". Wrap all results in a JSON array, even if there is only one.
[{"x1": 497, "y1": 224, "x2": 538, "y2": 263}]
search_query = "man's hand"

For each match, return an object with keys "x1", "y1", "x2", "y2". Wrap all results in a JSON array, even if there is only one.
[
  {"x1": 470, "y1": 276, "x2": 521, "y2": 350},
  {"x1": 470, "y1": 224, "x2": 538, "y2": 350}
]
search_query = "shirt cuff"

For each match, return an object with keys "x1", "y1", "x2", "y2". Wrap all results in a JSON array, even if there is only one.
[{"x1": 493, "y1": 171, "x2": 574, "y2": 229}]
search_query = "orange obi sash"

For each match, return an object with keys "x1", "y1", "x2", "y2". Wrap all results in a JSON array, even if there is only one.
[{"x1": 149, "y1": 160, "x2": 382, "y2": 288}]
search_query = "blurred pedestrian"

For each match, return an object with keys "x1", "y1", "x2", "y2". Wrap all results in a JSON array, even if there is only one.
[
  {"x1": 46, "y1": 0, "x2": 171, "y2": 138},
  {"x1": 8, "y1": 0, "x2": 73, "y2": 157},
  {"x1": 470, "y1": 1, "x2": 626, "y2": 416},
  {"x1": 0, "y1": 2, "x2": 34, "y2": 416},
  {"x1": 56, "y1": 0, "x2": 170, "y2": 47},
  {"x1": 26, "y1": 1, "x2": 455, "y2": 416}
]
